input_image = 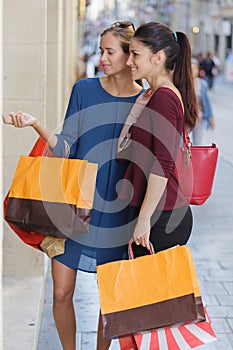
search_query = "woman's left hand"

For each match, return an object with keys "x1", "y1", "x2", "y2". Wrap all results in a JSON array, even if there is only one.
[
  {"x1": 129, "y1": 88, "x2": 153, "y2": 119},
  {"x1": 135, "y1": 88, "x2": 153, "y2": 107},
  {"x1": 133, "y1": 217, "x2": 151, "y2": 251}
]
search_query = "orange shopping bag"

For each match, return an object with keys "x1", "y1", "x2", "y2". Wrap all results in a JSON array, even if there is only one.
[
  {"x1": 5, "y1": 141, "x2": 98, "y2": 239},
  {"x1": 97, "y1": 245, "x2": 205, "y2": 339}
]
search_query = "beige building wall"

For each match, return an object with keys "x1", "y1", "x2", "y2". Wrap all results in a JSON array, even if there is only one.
[
  {"x1": 3, "y1": 0, "x2": 48, "y2": 277},
  {"x1": 3, "y1": 0, "x2": 78, "y2": 347}
]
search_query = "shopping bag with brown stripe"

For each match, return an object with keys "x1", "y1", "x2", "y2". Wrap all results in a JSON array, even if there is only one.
[
  {"x1": 97, "y1": 244, "x2": 205, "y2": 339},
  {"x1": 5, "y1": 154, "x2": 98, "y2": 239}
]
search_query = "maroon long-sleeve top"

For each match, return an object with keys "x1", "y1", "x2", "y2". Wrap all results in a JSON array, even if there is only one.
[{"x1": 119, "y1": 87, "x2": 188, "y2": 210}]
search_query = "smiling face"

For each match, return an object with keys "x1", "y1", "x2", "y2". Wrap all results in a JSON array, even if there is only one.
[
  {"x1": 99, "y1": 32, "x2": 130, "y2": 76},
  {"x1": 127, "y1": 38, "x2": 155, "y2": 80}
]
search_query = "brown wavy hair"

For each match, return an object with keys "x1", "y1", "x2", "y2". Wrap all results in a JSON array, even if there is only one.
[{"x1": 101, "y1": 21, "x2": 143, "y2": 87}]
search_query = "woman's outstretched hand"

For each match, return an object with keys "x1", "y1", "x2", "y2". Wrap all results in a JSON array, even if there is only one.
[
  {"x1": 2, "y1": 111, "x2": 58, "y2": 149},
  {"x1": 2, "y1": 111, "x2": 37, "y2": 128}
]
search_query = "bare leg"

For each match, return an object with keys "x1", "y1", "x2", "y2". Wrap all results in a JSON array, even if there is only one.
[
  {"x1": 96, "y1": 311, "x2": 112, "y2": 350},
  {"x1": 52, "y1": 259, "x2": 77, "y2": 350}
]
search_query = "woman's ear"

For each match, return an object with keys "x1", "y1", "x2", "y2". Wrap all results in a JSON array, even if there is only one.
[{"x1": 152, "y1": 49, "x2": 165, "y2": 65}]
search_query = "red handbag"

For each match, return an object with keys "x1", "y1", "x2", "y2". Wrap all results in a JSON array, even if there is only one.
[{"x1": 175, "y1": 128, "x2": 218, "y2": 205}]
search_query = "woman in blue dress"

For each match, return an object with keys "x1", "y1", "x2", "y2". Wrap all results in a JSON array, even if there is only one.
[{"x1": 3, "y1": 22, "x2": 145, "y2": 350}]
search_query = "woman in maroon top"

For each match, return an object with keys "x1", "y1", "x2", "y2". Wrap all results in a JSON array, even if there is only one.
[{"x1": 118, "y1": 22, "x2": 199, "y2": 257}]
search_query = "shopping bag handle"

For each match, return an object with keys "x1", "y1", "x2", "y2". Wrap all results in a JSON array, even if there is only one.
[{"x1": 128, "y1": 240, "x2": 155, "y2": 259}]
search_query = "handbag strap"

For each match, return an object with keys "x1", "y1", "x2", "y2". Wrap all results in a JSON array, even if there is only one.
[
  {"x1": 182, "y1": 126, "x2": 192, "y2": 147},
  {"x1": 181, "y1": 126, "x2": 192, "y2": 164},
  {"x1": 183, "y1": 126, "x2": 217, "y2": 149},
  {"x1": 128, "y1": 240, "x2": 154, "y2": 259},
  {"x1": 119, "y1": 123, "x2": 134, "y2": 150}
]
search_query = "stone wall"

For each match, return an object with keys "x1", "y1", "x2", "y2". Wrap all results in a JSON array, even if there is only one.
[
  {"x1": 3, "y1": 0, "x2": 78, "y2": 275},
  {"x1": 2, "y1": 0, "x2": 78, "y2": 347}
]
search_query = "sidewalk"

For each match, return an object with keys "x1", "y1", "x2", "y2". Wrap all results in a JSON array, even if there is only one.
[{"x1": 37, "y1": 75, "x2": 233, "y2": 349}]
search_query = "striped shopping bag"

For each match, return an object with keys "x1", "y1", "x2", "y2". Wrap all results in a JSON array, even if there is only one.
[{"x1": 119, "y1": 307, "x2": 217, "y2": 349}]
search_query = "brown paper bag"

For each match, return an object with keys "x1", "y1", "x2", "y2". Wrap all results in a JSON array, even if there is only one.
[{"x1": 40, "y1": 236, "x2": 66, "y2": 258}]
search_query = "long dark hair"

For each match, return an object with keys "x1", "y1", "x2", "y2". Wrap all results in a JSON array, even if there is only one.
[{"x1": 134, "y1": 22, "x2": 198, "y2": 130}]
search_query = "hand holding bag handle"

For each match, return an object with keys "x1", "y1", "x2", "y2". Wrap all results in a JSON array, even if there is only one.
[{"x1": 128, "y1": 239, "x2": 154, "y2": 258}]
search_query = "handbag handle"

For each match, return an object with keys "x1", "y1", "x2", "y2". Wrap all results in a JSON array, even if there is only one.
[
  {"x1": 181, "y1": 126, "x2": 192, "y2": 165},
  {"x1": 181, "y1": 126, "x2": 217, "y2": 166},
  {"x1": 183, "y1": 126, "x2": 191, "y2": 146},
  {"x1": 118, "y1": 123, "x2": 134, "y2": 150},
  {"x1": 128, "y1": 240, "x2": 155, "y2": 259}
]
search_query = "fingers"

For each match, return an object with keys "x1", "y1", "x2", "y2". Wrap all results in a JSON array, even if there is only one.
[
  {"x1": 3, "y1": 111, "x2": 24, "y2": 127},
  {"x1": 133, "y1": 235, "x2": 149, "y2": 248},
  {"x1": 134, "y1": 238, "x2": 151, "y2": 253},
  {"x1": 145, "y1": 241, "x2": 151, "y2": 252},
  {"x1": 10, "y1": 111, "x2": 24, "y2": 127},
  {"x1": 2, "y1": 114, "x2": 13, "y2": 125},
  {"x1": 144, "y1": 88, "x2": 153, "y2": 96}
]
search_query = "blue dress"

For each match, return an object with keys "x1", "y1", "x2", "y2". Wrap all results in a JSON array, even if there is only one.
[{"x1": 52, "y1": 77, "x2": 143, "y2": 272}]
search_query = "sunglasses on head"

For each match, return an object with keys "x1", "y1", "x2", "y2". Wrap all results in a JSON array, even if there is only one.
[{"x1": 111, "y1": 21, "x2": 135, "y2": 30}]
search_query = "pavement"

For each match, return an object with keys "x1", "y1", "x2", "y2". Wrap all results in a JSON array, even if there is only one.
[{"x1": 5, "y1": 74, "x2": 233, "y2": 350}]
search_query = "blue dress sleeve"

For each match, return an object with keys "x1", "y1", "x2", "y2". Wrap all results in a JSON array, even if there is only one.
[{"x1": 51, "y1": 81, "x2": 82, "y2": 158}]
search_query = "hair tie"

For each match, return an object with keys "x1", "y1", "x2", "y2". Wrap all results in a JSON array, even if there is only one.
[{"x1": 173, "y1": 31, "x2": 178, "y2": 42}]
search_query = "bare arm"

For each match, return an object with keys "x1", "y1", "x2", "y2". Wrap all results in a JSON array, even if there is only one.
[
  {"x1": 2, "y1": 111, "x2": 57, "y2": 149},
  {"x1": 133, "y1": 173, "x2": 168, "y2": 251}
]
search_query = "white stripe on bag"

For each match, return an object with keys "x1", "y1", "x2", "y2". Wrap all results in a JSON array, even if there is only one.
[
  {"x1": 158, "y1": 329, "x2": 169, "y2": 350},
  {"x1": 184, "y1": 324, "x2": 217, "y2": 343},
  {"x1": 171, "y1": 327, "x2": 191, "y2": 349},
  {"x1": 140, "y1": 333, "x2": 151, "y2": 350}
]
